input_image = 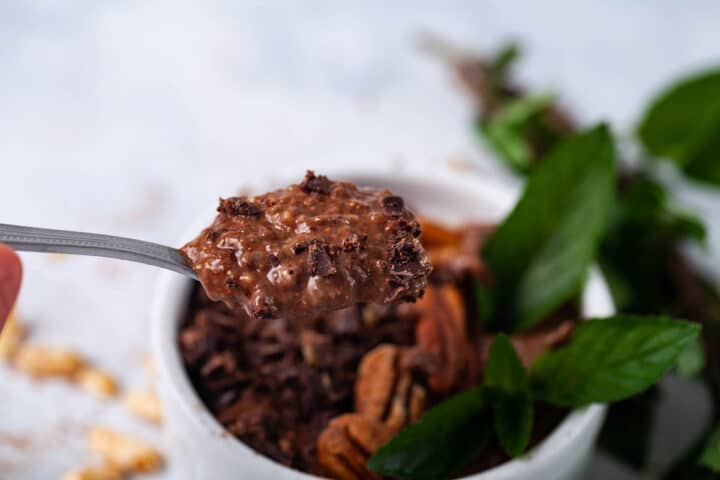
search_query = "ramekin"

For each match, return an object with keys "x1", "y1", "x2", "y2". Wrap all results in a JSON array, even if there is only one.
[{"x1": 151, "y1": 167, "x2": 613, "y2": 480}]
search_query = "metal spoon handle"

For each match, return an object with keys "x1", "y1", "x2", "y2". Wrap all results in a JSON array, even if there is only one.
[{"x1": 0, "y1": 223, "x2": 196, "y2": 279}]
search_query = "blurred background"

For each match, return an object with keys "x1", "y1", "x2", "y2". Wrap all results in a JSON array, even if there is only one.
[{"x1": 1, "y1": 1, "x2": 720, "y2": 478}]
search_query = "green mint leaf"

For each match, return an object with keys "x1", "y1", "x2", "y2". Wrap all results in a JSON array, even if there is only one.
[
  {"x1": 700, "y1": 427, "x2": 720, "y2": 472},
  {"x1": 676, "y1": 335, "x2": 705, "y2": 378},
  {"x1": 531, "y1": 316, "x2": 700, "y2": 407},
  {"x1": 478, "y1": 94, "x2": 554, "y2": 173},
  {"x1": 637, "y1": 68, "x2": 720, "y2": 185},
  {"x1": 483, "y1": 125, "x2": 616, "y2": 331},
  {"x1": 612, "y1": 175, "x2": 705, "y2": 244},
  {"x1": 490, "y1": 42, "x2": 522, "y2": 75},
  {"x1": 471, "y1": 279, "x2": 494, "y2": 327},
  {"x1": 599, "y1": 173, "x2": 705, "y2": 314},
  {"x1": 485, "y1": 334, "x2": 528, "y2": 391},
  {"x1": 367, "y1": 387, "x2": 491, "y2": 480},
  {"x1": 599, "y1": 174, "x2": 706, "y2": 313},
  {"x1": 485, "y1": 334, "x2": 533, "y2": 457}
]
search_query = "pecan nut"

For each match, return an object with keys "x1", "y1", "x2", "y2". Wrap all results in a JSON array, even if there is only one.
[
  {"x1": 354, "y1": 344, "x2": 428, "y2": 433},
  {"x1": 419, "y1": 218, "x2": 494, "y2": 283},
  {"x1": 317, "y1": 414, "x2": 394, "y2": 480},
  {"x1": 415, "y1": 285, "x2": 477, "y2": 394}
]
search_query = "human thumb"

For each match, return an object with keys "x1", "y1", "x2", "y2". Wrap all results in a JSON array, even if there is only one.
[{"x1": 0, "y1": 243, "x2": 22, "y2": 330}]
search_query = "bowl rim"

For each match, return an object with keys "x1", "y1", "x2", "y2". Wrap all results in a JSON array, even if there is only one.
[{"x1": 151, "y1": 165, "x2": 613, "y2": 479}]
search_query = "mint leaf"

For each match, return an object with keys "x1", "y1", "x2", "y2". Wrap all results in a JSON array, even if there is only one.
[
  {"x1": 700, "y1": 427, "x2": 720, "y2": 472},
  {"x1": 367, "y1": 387, "x2": 490, "y2": 480},
  {"x1": 483, "y1": 125, "x2": 616, "y2": 331},
  {"x1": 478, "y1": 94, "x2": 554, "y2": 173},
  {"x1": 490, "y1": 42, "x2": 521, "y2": 75},
  {"x1": 599, "y1": 174, "x2": 706, "y2": 313},
  {"x1": 531, "y1": 316, "x2": 700, "y2": 407},
  {"x1": 485, "y1": 334, "x2": 533, "y2": 457},
  {"x1": 676, "y1": 335, "x2": 704, "y2": 378},
  {"x1": 471, "y1": 279, "x2": 494, "y2": 327},
  {"x1": 637, "y1": 68, "x2": 720, "y2": 185}
]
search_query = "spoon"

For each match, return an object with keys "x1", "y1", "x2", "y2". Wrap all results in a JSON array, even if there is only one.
[{"x1": 0, "y1": 223, "x2": 197, "y2": 279}]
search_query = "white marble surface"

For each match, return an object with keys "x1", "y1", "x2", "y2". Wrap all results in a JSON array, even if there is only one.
[{"x1": 1, "y1": 2, "x2": 719, "y2": 478}]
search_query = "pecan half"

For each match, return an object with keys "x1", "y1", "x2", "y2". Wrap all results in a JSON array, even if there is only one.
[
  {"x1": 354, "y1": 344, "x2": 428, "y2": 433},
  {"x1": 419, "y1": 218, "x2": 494, "y2": 284},
  {"x1": 415, "y1": 285, "x2": 477, "y2": 394},
  {"x1": 317, "y1": 414, "x2": 394, "y2": 480}
]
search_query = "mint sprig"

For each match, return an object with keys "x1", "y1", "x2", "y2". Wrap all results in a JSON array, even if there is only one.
[
  {"x1": 484, "y1": 125, "x2": 616, "y2": 331},
  {"x1": 367, "y1": 316, "x2": 697, "y2": 479},
  {"x1": 638, "y1": 68, "x2": 720, "y2": 185},
  {"x1": 531, "y1": 316, "x2": 700, "y2": 406},
  {"x1": 485, "y1": 334, "x2": 533, "y2": 457}
]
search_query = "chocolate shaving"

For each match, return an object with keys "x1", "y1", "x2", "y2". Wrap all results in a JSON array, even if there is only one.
[
  {"x1": 300, "y1": 170, "x2": 333, "y2": 195},
  {"x1": 179, "y1": 286, "x2": 417, "y2": 475},
  {"x1": 217, "y1": 198, "x2": 264, "y2": 217},
  {"x1": 308, "y1": 240, "x2": 337, "y2": 277},
  {"x1": 382, "y1": 195, "x2": 405, "y2": 214}
]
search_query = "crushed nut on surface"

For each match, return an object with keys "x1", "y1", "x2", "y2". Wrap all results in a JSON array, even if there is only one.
[
  {"x1": 123, "y1": 390, "x2": 163, "y2": 425},
  {"x1": 12, "y1": 345, "x2": 83, "y2": 379},
  {"x1": 0, "y1": 310, "x2": 26, "y2": 360},
  {"x1": 73, "y1": 367, "x2": 119, "y2": 398},
  {"x1": 87, "y1": 427, "x2": 163, "y2": 474},
  {"x1": 317, "y1": 414, "x2": 394, "y2": 480},
  {"x1": 61, "y1": 465, "x2": 122, "y2": 480}
]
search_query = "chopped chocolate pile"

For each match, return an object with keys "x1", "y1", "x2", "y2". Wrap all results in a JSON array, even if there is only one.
[
  {"x1": 181, "y1": 171, "x2": 432, "y2": 320},
  {"x1": 180, "y1": 286, "x2": 418, "y2": 474},
  {"x1": 180, "y1": 217, "x2": 574, "y2": 479}
]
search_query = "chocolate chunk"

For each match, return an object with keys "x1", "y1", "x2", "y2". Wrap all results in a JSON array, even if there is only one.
[
  {"x1": 308, "y1": 240, "x2": 337, "y2": 277},
  {"x1": 269, "y1": 253, "x2": 280, "y2": 267},
  {"x1": 252, "y1": 296, "x2": 279, "y2": 319},
  {"x1": 342, "y1": 233, "x2": 366, "y2": 252},
  {"x1": 382, "y1": 195, "x2": 405, "y2": 214},
  {"x1": 292, "y1": 242, "x2": 308, "y2": 255},
  {"x1": 299, "y1": 170, "x2": 332, "y2": 195},
  {"x1": 218, "y1": 198, "x2": 264, "y2": 217},
  {"x1": 385, "y1": 238, "x2": 433, "y2": 302}
]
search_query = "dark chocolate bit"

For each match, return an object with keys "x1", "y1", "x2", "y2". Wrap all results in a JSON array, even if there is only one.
[
  {"x1": 300, "y1": 170, "x2": 332, "y2": 195},
  {"x1": 382, "y1": 195, "x2": 405, "y2": 214},
  {"x1": 292, "y1": 241, "x2": 308, "y2": 255},
  {"x1": 342, "y1": 233, "x2": 366, "y2": 252},
  {"x1": 269, "y1": 253, "x2": 280, "y2": 267},
  {"x1": 308, "y1": 240, "x2": 337, "y2": 277},
  {"x1": 385, "y1": 238, "x2": 433, "y2": 302},
  {"x1": 218, "y1": 198, "x2": 264, "y2": 217},
  {"x1": 253, "y1": 296, "x2": 279, "y2": 319}
]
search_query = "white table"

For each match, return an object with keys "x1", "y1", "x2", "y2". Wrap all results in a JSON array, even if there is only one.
[{"x1": 1, "y1": 2, "x2": 719, "y2": 478}]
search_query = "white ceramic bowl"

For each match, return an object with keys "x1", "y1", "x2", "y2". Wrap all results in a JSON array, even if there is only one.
[{"x1": 151, "y1": 168, "x2": 614, "y2": 480}]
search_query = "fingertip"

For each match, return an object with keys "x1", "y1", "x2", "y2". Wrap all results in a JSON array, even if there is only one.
[{"x1": 0, "y1": 243, "x2": 22, "y2": 326}]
